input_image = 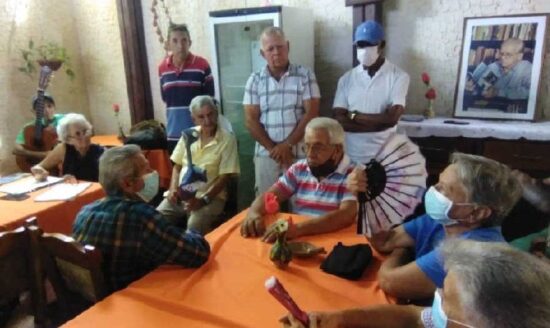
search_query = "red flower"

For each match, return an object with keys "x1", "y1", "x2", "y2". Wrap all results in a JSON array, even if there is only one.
[
  {"x1": 425, "y1": 88, "x2": 437, "y2": 100},
  {"x1": 421, "y1": 72, "x2": 430, "y2": 85},
  {"x1": 113, "y1": 104, "x2": 120, "y2": 114},
  {"x1": 264, "y1": 192, "x2": 280, "y2": 214}
]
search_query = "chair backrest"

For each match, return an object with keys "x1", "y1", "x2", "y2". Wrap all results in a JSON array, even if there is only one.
[
  {"x1": 0, "y1": 225, "x2": 45, "y2": 324},
  {"x1": 39, "y1": 231, "x2": 107, "y2": 305}
]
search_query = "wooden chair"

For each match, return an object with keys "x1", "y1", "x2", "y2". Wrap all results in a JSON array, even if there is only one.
[
  {"x1": 0, "y1": 225, "x2": 46, "y2": 326},
  {"x1": 39, "y1": 231, "x2": 107, "y2": 319}
]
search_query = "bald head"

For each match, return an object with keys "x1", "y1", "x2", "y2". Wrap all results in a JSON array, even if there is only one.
[{"x1": 500, "y1": 38, "x2": 524, "y2": 70}]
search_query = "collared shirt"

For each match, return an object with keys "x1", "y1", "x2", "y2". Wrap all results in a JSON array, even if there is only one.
[
  {"x1": 333, "y1": 60, "x2": 410, "y2": 164},
  {"x1": 273, "y1": 155, "x2": 356, "y2": 217},
  {"x1": 490, "y1": 60, "x2": 532, "y2": 99},
  {"x1": 158, "y1": 53, "x2": 214, "y2": 140},
  {"x1": 15, "y1": 113, "x2": 65, "y2": 144},
  {"x1": 243, "y1": 63, "x2": 321, "y2": 158},
  {"x1": 73, "y1": 196, "x2": 210, "y2": 293},
  {"x1": 171, "y1": 126, "x2": 240, "y2": 201}
]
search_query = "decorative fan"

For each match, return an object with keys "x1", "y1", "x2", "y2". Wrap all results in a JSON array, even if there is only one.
[
  {"x1": 178, "y1": 128, "x2": 207, "y2": 201},
  {"x1": 357, "y1": 133, "x2": 427, "y2": 237}
]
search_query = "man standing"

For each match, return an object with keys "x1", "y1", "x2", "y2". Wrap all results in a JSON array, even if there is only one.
[
  {"x1": 243, "y1": 27, "x2": 320, "y2": 195},
  {"x1": 333, "y1": 20, "x2": 409, "y2": 164},
  {"x1": 241, "y1": 118, "x2": 357, "y2": 242},
  {"x1": 158, "y1": 23, "x2": 214, "y2": 153},
  {"x1": 73, "y1": 145, "x2": 210, "y2": 293}
]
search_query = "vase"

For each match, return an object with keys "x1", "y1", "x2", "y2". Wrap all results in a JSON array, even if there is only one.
[
  {"x1": 423, "y1": 99, "x2": 435, "y2": 119},
  {"x1": 117, "y1": 124, "x2": 126, "y2": 142}
]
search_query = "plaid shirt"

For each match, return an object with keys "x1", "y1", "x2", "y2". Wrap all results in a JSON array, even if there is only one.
[
  {"x1": 243, "y1": 63, "x2": 320, "y2": 157},
  {"x1": 73, "y1": 196, "x2": 210, "y2": 292}
]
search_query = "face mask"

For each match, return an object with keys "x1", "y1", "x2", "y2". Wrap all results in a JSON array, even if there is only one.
[
  {"x1": 136, "y1": 171, "x2": 159, "y2": 203},
  {"x1": 356, "y1": 46, "x2": 379, "y2": 67},
  {"x1": 431, "y1": 289, "x2": 476, "y2": 328},
  {"x1": 309, "y1": 159, "x2": 337, "y2": 179},
  {"x1": 424, "y1": 186, "x2": 457, "y2": 226}
]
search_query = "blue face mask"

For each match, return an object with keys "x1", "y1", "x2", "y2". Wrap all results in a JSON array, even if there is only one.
[
  {"x1": 431, "y1": 289, "x2": 475, "y2": 328},
  {"x1": 136, "y1": 171, "x2": 159, "y2": 203},
  {"x1": 424, "y1": 186, "x2": 457, "y2": 226}
]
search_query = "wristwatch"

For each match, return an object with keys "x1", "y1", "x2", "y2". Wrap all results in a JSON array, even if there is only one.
[
  {"x1": 348, "y1": 110, "x2": 359, "y2": 121},
  {"x1": 201, "y1": 195, "x2": 211, "y2": 206}
]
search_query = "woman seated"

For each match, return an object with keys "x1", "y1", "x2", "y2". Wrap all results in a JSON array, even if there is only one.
[{"x1": 31, "y1": 113, "x2": 104, "y2": 182}]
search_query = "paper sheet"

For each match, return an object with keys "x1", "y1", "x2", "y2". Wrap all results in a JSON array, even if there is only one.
[
  {"x1": 34, "y1": 182, "x2": 92, "y2": 202},
  {"x1": 0, "y1": 176, "x2": 63, "y2": 195}
]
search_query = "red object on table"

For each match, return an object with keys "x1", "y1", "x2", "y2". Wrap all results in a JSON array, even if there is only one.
[
  {"x1": 63, "y1": 211, "x2": 394, "y2": 328},
  {"x1": 91, "y1": 135, "x2": 172, "y2": 189}
]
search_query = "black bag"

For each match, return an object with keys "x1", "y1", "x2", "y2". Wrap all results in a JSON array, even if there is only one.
[
  {"x1": 320, "y1": 242, "x2": 373, "y2": 280},
  {"x1": 124, "y1": 120, "x2": 167, "y2": 150}
]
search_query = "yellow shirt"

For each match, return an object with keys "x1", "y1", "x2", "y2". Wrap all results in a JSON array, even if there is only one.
[{"x1": 171, "y1": 127, "x2": 240, "y2": 200}]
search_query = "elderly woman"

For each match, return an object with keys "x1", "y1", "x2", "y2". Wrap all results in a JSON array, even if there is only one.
[
  {"x1": 281, "y1": 239, "x2": 550, "y2": 328},
  {"x1": 345, "y1": 153, "x2": 522, "y2": 300},
  {"x1": 156, "y1": 95, "x2": 240, "y2": 235},
  {"x1": 31, "y1": 113, "x2": 104, "y2": 182}
]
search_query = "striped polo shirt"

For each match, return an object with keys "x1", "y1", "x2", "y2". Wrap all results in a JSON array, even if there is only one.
[
  {"x1": 273, "y1": 155, "x2": 356, "y2": 217},
  {"x1": 243, "y1": 63, "x2": 320, "y2": 158},
  {"x1": 158, "y1": 53, "x2": 214, "y2": 141}
]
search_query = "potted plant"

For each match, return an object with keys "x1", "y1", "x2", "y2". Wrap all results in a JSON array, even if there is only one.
[{"x1": 18, "y1": 39, "x2": 75, "y2": 80}]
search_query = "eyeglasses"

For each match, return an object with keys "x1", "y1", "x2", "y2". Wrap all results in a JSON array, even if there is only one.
[
  {"x1": 67, "y1": 128, "x2": 89, "y2": 140},
  {"x1": 302, "y1": 143, "x2": 335, "y2": 154},
  {"x1": 500, "y1": 51, "x2": 521, "y2": 58}
]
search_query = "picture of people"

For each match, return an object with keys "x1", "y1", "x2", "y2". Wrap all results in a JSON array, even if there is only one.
[{"x1": 455, "y1": 15, "x2": 546, "y2": 120}]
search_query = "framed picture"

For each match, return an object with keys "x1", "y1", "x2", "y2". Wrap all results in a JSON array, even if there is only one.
[{"x1": 454, "y1": 14, "x2": 547, "y2": 121}]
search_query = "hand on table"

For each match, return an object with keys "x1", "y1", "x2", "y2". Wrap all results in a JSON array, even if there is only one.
[
  {"x1": 62, "y1": 174, "x2": 78, "y2": 184},
  {"x1": 240, "y1": 211, "x2": 265, "y2": 238},
  {"x1": 280, "y1": 312, "x2": 342, "y2": 328},
  {"x1": 31, "y1": 165, "x2": 49, "y2": 182}
]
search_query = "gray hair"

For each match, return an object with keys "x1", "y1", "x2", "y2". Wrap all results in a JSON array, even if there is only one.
[
  {"x1": 56, "y1": 113, "x2": 93, "y2": 143},
  {"x1": 189, "y1": 95, "x2": 218, "y2": 116},
  {"x1": 450, "y1": 152, "x2": 521, "y2": 225},
  {"x1": 442, "y1": 239, "x2": 550, "y2": 328},
  {"x1": 99, "y1": 145, "x2": 142, "y2": 196},
  {"x1": 260, "y1": 26, "x2": 286, "y2": 45},
  {"x1": 305, "y1": 117, "x2": 345, "y2": 146}
]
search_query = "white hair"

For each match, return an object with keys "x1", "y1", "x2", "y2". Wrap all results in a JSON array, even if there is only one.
[
  {"x1": 56, "y1": 113, "x2": 93, "y2": 143},
  {"x1": 98, "y1": 145, "x2": 142, "y2": 196},
  {"x1": 305, "y1": 117, "x2": 345, "y2": 145},
  {"x1": 189, "y1": 95, "x2": 218, "y2": 116},
  {"x1": 442, "y1": 239, "x2": 550, "y2": 328}
]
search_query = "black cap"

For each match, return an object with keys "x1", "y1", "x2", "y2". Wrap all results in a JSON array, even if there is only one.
[{"x1": 32, "y1": 92, "x2": 55, "y2": 109}]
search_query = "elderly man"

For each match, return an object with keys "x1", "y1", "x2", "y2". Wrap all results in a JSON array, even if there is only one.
[
  {"x1": 73, "y1": 145, "x2": 210, "y2": 293},
  {"x1": 243, "y1": 26, "x2": 320, "y2": 195},
  {"x1": 158, "y1": 23, "x2": 215, "y2": 153},
  {"x1": 482, "y1": 38, "x2": 532, "y2": 100},
  {"x1": 333, "y1": 20, "x2": 409, "y2": 164},
  {"x1": 157, "y1": 95, "x2": 240, "y2": 235},
  {"x1": 241, "y1": 117, "x2": 357, "y2": 242},
  {"x1": 281, "y1": 239, "x2": 550, "y2": 328},
  {"x1": 347, "y1": 153, "x2": 521, "y2": 300}
]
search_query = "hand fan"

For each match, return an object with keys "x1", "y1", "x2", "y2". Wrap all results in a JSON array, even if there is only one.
[{"x1": 178, "y1": 128, "x2": 207, "y2": 200}]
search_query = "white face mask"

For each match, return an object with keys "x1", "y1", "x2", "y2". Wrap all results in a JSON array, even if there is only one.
[
  {"x1": 356, "y1": 46, "x2": 379, "y2": 67},
  {"x1": 136, "y1": 171, "x2": 159, "y2": 203}
]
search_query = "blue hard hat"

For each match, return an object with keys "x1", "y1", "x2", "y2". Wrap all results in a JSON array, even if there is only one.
[{"x1": 354, "y1": 20, "x2": 384, "y2": 44}]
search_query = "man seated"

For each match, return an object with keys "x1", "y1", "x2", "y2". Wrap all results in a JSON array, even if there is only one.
[
  {"x1": 13, "y1": 92, "x2": 64, "y2": 161},
  {"x1": 281, "y1": 239, "x2": 550, "y2": 328},
  {"x1": 347, "y1": 153, "x2": 521, "y2": 300},
  {"x1": 73, "y1": 145, "x2": 210, "y2": 293},
  {"x1": 157, "y1": 95, "x2": 240, "y2": 235},
  {"x1": 241, "y1": 117, "x2": 357, "y2": 242}
]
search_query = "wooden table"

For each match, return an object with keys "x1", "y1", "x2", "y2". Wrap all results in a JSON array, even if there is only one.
[
  {"x1": 64, "y1": 211, "x2": 393, "y2": 328},
  {"x1": 0, "y1": 181, "x2": 104, "y2": 234},
  {"x1": 91, "y1": 135, "x2": 172, "y2": 189}
]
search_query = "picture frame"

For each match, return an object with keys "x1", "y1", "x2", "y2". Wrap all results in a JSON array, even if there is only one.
[{"x1": 454, "y1": 14, "x2": 547, "y2": 121}]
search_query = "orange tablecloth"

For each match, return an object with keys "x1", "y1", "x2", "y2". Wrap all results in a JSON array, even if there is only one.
[
  {"x1": 0, "y1": 181, "x2": 104, "y2": 234},
  {"x1": 64, "y1": 211, "x2": 393, "y2": 328},
  {"x1": 91, "y1": 135, "x2": 172, "y2": 189}
]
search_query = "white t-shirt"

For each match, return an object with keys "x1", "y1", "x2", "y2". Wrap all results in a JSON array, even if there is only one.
[{"x1": 333, "y1": 60, "x2": 410, "y2": 164}]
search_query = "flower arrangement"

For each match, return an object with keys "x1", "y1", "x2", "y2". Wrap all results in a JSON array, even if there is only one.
[
  {"x1": 421, "y1": 72, "x2": 437, "y2": 118},
  {"x1": 112, "y1": 104, "x2": 126, "y2": 141}
]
